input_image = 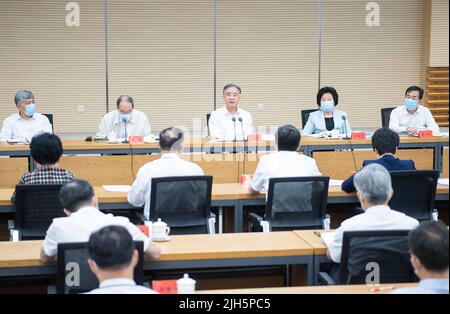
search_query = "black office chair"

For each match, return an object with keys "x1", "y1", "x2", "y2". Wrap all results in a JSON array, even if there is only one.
[
  {"x1": 9, "y1": 184, "x2": 64, "y2": 240},
  {"x1": 43, "y1": 113, "x2": 54, "y2": 133},
  {"x1": 248, "y1": 176, "x2": 330, "y2": 232},
  {"x1": 56, "y1": 241, "x2": 144, "y2": 294},
  {"x1": 148, "y1": 176, "x2": 215, "y2": 235},
  {"x1": 389, "y1": 170, "x2": 439, "y2": 221},
  {"x1": 380, "y1": 107, "x2": 395, "y2": 128},
  {"x1": 319, "y1": 230, "x2": 418, "y2": 285},
  {"x1": 206, "y1": 113, "x2": 211, "y2": 136},
  {"x1": 301, "y1": 109, "x2": 317, "y2": 129}
]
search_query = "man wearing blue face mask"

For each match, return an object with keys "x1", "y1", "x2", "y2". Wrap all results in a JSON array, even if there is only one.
[
  {"x1": 0, "y1": 90, "x2": 52, "y2": 141},
  {"x1": 389, "y1": 86, "x2": 440, "y2": 135},
  {"x1": 96, "y1": 95, "x2": 152, "y2": 140},
  {"x1": 302, "y1": 86, "x2": 352, "y2": 136}
]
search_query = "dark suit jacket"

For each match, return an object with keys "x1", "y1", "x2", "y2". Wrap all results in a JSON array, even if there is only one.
[{"x1": 341, "y1": 155, "x2": 416, "y2": 193}]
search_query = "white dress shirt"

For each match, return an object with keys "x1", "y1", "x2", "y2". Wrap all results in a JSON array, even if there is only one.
[
  {"x1": 208, "y1": 106, "x2": 253, "y2": 141},
  {"x1": 392, "y1": 278, "x2": 449, "y2": 294},
  {"x1": 389, "y1": 105, "x2": 440, "y2": 133},
  {"x1": 128, "y1": 153, "x2": 204, "y2": 219},
  {"x1": 42, "y1": 206, "x2": 150, "y2": 257},
  {"x1": 0, "y1": 112, "x2": 52, "y2": 140},
  {"x1": 250, "y1": 151, "x2": 322, "y2": 193},
  {"x1": 87, "y1": 278, "x2": 158, "y2": 294},
  {"x1": 327, "y1": 205, "x2": 419, "y2": 263},
  {"x1": 96, "y1": 109, "x2": 152, "y2": 138}
]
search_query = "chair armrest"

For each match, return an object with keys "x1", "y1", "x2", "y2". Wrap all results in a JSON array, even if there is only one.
[
  {"x1": 9, "y1": 229, "x2": 19, "y2": 242},
  {"x1": 8, "y1": 220, "x2": 15, "y2": 230},
  {"x1": 432, "y1": 209, "x2": 439, "y2": 221},
  {"x1": 318, "y1": 272, "x2": 336, "y2": 285},
  {"x1": 208, "y1": 217, "x2": 216, "y2": 235},
  {"x1": 248, "y1": 212, "x2": 264, "y2": 222},
  {"x1": 133, "y1": 212, "x2": 147, "y2": 225},
  {"x1": 260, "y1": 221, "x2": 270, "y2": 233}
]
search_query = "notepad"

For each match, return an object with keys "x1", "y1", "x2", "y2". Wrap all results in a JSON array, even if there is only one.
[
  {"x1": 320, "y1": 231, "x2": 336, "y2": 247},
  {"x1": 438, "y1": 179, "x2": 449, "y2": 186},
  {"x1": 329, "y1": 179, "x2": 344, "y2": 187},
  {"x1": 102, "y1": 185, "x2": 131, "y2": 192}
]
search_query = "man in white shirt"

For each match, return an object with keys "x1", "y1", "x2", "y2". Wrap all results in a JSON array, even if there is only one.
[
  {"x1": 389, "y1": 86, "x2": 440, "y2": 135},
  {"x1": 128, "y1": 127, "x2": 204, "y2": 220},
  {"x1": 249, "y1": 124, "x2": 321, "y2": 194},
  {"x1": 87, "y1": 225, "x2": 158, "y2": 294},
  {"x1": 96, "y1": 95, "x2": 152, "y2": 139},
  {"x1": 0, "y1": 90, "x2": 52, "y2": 141},
  {"x1": 41, "y1": 179, "x2": 161, "y2": 263},
  {"x1": 394, "y1": 221, "x2": 449, "y2": 294},
  {"x1": 327, "y1": 163, "x2": 419, "y2": 263},
  {"x1": 208, "y1": 83, "x2": 253, "y2": 141}
]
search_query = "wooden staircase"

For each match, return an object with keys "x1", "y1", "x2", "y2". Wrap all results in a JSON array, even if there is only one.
[{"x1": 426, "y1": 67, "x2": 449, "y2": 127}]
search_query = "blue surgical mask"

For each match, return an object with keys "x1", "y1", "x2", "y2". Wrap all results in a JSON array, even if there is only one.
[
  {"x1": 120, "y1": 113, "x2": 132, "y2": 123},
  {"x1": 24, "y1": 103, "x2": 36, "y2": 117},
  {"x1": 320, "y1": 101, "x2": 334, "y2": 113},
  {"x1": 404, "y1": 98, "x2": 418, "y2": 111}
]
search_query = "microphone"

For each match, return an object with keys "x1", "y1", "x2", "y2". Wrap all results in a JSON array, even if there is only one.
[
  {"x1": 121, "y1": 116, "x2": 129, "y2": 143},
  {"x1": 341, "y1": 115, "x2": 350, "y2": 140},
  {"x1": 238, "y1": 117, "x2": 246, "y2": 142},
  {"x1": 232, "y1": 117, "x2": 237, "y2": 142}
]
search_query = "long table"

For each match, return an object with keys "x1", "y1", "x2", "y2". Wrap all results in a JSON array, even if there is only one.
[
  {"x1": 1, "y1": 136, "x2": 448, "y2": 172},
  {"x1": 199, "y1": 283, "x2": 417, "y2": 294},
  {"x1": 0, "y1": 184, "x2": 448, "y2": 232},
  {"x1": 0, "y1": 232, "x2": 315, "y2": 286}
]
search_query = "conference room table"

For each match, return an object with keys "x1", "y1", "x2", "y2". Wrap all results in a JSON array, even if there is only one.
[
  {"x1": 0, "y1": 231, "x2": 316, "y2": 286},
  {"x1": 0, "y1": 183, "x2": 448, "y2": 232},
  {"x1": 1, "y1": 136, "x2": 448, "y2": 172}
]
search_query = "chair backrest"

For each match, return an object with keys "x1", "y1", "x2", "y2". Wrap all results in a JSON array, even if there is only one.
[
  {"x1": 301, "y1": 109, "x2": 317, "y2": 129},
  {"x1": 149, "y1": 176, "x2": 213, "y2": 235},
  {"x1": 380, "y1": 107, "x2": 395, "y2": 128},
  {"x1": 206, "y1": 113, "x2": 211, "y2": 136},
  {"x1": 56, "y1": 241, "x2": 144, "y2": 294},
  {"x1": 339, "y1": 230, "x2": 417, "y2": 285},
  {"x1": 266, "y1": 176, "x2": 329, "y2": 231},
  {"x1": 43, "y1": 113, "x2": 54, "y2": 133},
  {"x1": 15, "y1": 184, "x2": 64, "y2": 240},
  {"x1": 389, "y1": 170, "x2": 439, "y2": 221}
]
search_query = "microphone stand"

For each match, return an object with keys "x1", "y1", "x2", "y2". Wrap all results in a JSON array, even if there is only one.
[
  {"x1": 232, "y1": 117, "x2": 237, "y2": 142},
  {"x1": 341, "y1": 115, "x2": 350, "y2": 140}
]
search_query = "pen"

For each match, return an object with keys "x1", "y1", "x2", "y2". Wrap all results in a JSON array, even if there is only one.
[
  {"x1": 313, "y1": 230, "x2": 321, "y2": 237},
  {"x1": 370, "y1": 286, "x2": 396, "y2": 292}
]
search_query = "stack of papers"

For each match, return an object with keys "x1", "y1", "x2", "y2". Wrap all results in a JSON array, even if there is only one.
[
  {"x1": 102, "y1": 185, "x2": 131, "y2": 192},
  {"x1": 329, "y1": 179, "x2": 344, "y2": 187},
  {"x1": 320, "y1": 231, "x2": 336, "y2": 247},
  {"x1": 438, "y1": 179, "x2": 449, "y2": 186}
]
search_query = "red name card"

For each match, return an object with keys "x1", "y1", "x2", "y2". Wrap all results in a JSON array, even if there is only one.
[
  {"x1": 247, "y1": 134, "x2": 262, "y2": 142},
  {"x1": 418, "y1": 130, "x2": 433, "y2": 139},
  {"x1": 128, "y1": 136, "x2": 144, "y2": 144},
  {"x1": 137, "y1": 225, "x2": 149, "y2": 237},
  {"x1": 241, "y1": 174, "x2": 254, "y2": 185},
  {"x1": 351, "y1": 131, "x2": 366, "y2": 140},
  {"x1": 152, "y1": 280, "x2": 178, "y2": 294}
]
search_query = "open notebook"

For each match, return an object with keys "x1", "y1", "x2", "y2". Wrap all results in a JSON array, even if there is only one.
[{"x1": 320, "y1": 231, "x2": 336, "y2": 247}]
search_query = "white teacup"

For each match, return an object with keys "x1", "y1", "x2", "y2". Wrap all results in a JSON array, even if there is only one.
[
  {"x1": 152, "y1": 218, "x2": 170, "y2": 240},
  {"x1": 108, "y1": 131, "x2": 117, "y2": 142},
  {"x1": 177, "y1": 274, "x2": 196, "y2": 294}
]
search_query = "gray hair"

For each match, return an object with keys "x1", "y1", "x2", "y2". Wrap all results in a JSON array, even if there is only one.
[
  {"x1": 223, "y1": 83, "x2": 241, "y2": 94},
  {"x1": 354, "y1": 163, "x2": 392, "y2": 205},
  {"x1": 14, "y1": 90, "x2": 34, "y2": 105}
]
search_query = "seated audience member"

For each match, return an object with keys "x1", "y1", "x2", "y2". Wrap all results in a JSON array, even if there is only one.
[
  {"x1": 128, "y1": 127, "x2": 204, "y2": 220},
  {"x1": 208, "y1": 83, "x2": 253, "y2": 141},
  {"x1": 0, "y1": 90, "x2": 52, "y2": 141},
  {"x1": 389, "y1": 85, "x2": 440, "y2": 135},
  {"x1": 394, "y1": 221, "x2": 449, "y2": 294},
  {"x1": 302, "y1": 86, "x2": 352, "y2": 136},
  {"x1": 249, "y1": 124, "x2": 321, "y2": 194},
  {"x1": 41, "y1": 179, "x2": 160, "y2": 263},
  {"x1": 87, "y1": 225, "x2": 158, "y2": 294},
  {"x1": 11, "y1": 132, "x2": 75, "y2": 203},
  {"x1": 341, "y1": 127, "x2": 416, "y2": 193},
  {"x1": 328, "y1": 164, "x2": 419, "y2": 263},
  {"x1": 96, "y1": 95, "x2": 152, "y2": 139}
]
